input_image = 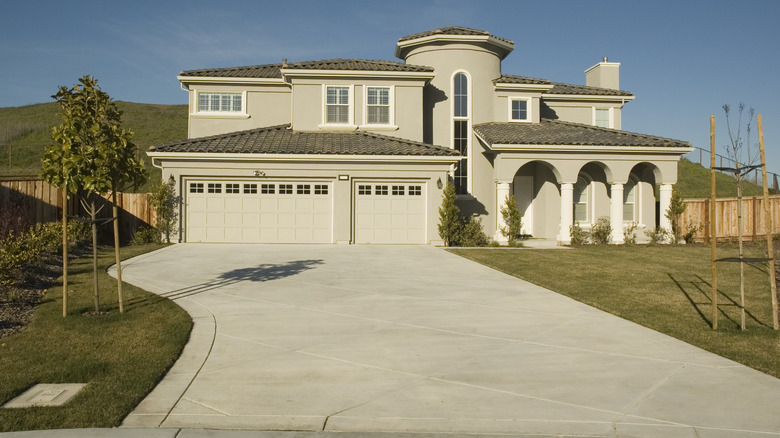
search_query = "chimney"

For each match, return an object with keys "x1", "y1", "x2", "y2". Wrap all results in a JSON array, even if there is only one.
[{"x1": 585, "y1": 57, "x2": 620, "y2": 90}]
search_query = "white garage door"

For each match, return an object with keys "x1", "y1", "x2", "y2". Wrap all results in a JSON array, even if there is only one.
[
  {"x1": 186, "y1": 180, "x2": 332, "y2": 243},
  {"x1": 354, "y1": 182, "x2": 426, "y2": 244}
]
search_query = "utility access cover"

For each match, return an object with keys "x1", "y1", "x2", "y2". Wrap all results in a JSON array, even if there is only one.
[{"x1": 3, "y1": 384, "x2": 87, "y2": 408}]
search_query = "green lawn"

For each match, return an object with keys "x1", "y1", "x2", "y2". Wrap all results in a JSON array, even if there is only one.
[
  {"x1": 0, "y1": 244, "x2": 192, "y2": 432},
  {"x1": 450, "y1": 244, "x2": 780, "y2": 379}
]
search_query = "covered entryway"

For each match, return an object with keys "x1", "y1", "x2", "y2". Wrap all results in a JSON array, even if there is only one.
[
  {"x1": 185, "y1": 180, "x2": 332, "y2": 243},
  {"x1": 353, "y1": 181, "x2": 426, "y2": 244}
]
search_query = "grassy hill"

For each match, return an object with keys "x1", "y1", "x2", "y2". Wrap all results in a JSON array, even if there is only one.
[
  {"x1": 0, "y1": 102, "x2": 187, "y2": 191},
  {"x1": 0, "y1": 102, "x2": 773, "y2": 196}
]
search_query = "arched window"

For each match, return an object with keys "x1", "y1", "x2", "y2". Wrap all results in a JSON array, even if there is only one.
[
  {"x1": 573, "y1": 175, "x2": 589, "y2": 223},
  {"x1": 453, "y1": 72, "x2": 469, "y2": 194},
  {"x1": 623, "y1": 176, "x2": 638, "y2": 222}
]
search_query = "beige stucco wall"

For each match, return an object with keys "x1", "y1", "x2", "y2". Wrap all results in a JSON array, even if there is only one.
[
  {"x1": 152, "y1": 156, "x2": 452, "y2": 245},
  {"x1": 542, "y1": 100, "x2": 624, "y2": 129},
  {"x1": 186, "y1": 83, "x2": 292, "y2": 139},
  {"x1": 288, "y1": 77, "x2": 427, "y2": 142}
]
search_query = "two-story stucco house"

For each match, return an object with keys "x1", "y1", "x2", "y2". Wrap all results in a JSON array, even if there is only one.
[{"x1": 148, "y1": 26, "x2": 691, "y2": 245}]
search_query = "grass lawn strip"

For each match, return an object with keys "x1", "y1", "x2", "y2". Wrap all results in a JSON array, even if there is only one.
[
  {"x1": 0, "y1": 244, "x2": 192, "y2": 432},
  {"x1": 450, "y1": 245, "x2": 779, "y2": 379}
]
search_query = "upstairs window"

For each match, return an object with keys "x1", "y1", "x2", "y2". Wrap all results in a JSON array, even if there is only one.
[
  {"x1": 453, "y1": 72, "x2": 470, "y2": 195},
  {"x1": 510, "y1": 98, "x2": 530, "y2": 121},
  {"x1": 197, "y1": 92, "x2": 242, "y2": 113},
  {"x1": 325, "y1": 86, "x2": 351, "y2": 124},
  {"x1": 595, "y1": 108, "x2": 611, "y2": 128},
  {"x1": 453, "y1": 73, "x2": 468, "y2": 118},
  {"x1": 366, "y1": 87, "x2": 391, "y2": 125}
]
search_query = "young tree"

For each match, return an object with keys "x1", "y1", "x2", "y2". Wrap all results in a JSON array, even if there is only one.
[
  {"x1": 42, "y1": 76, "x2": 146, "y2": 314},
  {"x1": 149, "y1": 179, "x2": 179, "y2": 243},
  {"x1": 437, "y1": 182, "x2": 460, "y2": 246},
  {"x1": 665, "y1": 189, "x2": 687, "y2": 245},
  {"x1": 499, "y1": 194, "x2": 523, "y2": 246}
]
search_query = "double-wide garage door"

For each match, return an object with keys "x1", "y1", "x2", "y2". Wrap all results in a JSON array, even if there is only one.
[
  {"x1": 186, "y1": 181, "x2": 332, "y2": 243},
  {"x1": 185, "y1": 180, "x2": 427, "y2": 244}
]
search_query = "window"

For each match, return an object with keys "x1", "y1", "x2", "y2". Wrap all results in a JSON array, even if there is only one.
[
  {"x1": 366, "y1": 87, "x2": 391, "y2": 124},
  {"x1": 573, "y1": 176, "x2": 589, "y2": 223},
  {"x1": 243, "y1": 184, "x2": 257, "y2": 194},
  {"x1": 510, "y1": 98, "x2": 529, "y2": 121},
  {"x1": 392, "y1": 185, "x2": 404, "y2": 196},
  {"x1": 197, "y1": 92, "x2": 242, "y2": 113},
  {"x1": 207, "y1": 183, "x2": 222, "y2": 194},
  {"x1": 189, "y1": 183, "x2": 204, "y2": 193},
  {"x1": 409, "y1": 185, "x2": 422, "y2": 196},
  {"x1": 624, "y1": 177, "x2": 638, "y2": 222},
  {"x1": 325, "y1": 86, "x2": 350, "y2": 124},
  {"x1": 296, "y1": 184, "x2": 311, "y2": 195},
  {"x1": 595, "y1": 108, "x2": 611, "y2": 128},
  {"x1": 358, "y1": 185, "x2": 371, "y2": 195},
  {"x1": 261, "y1": 184, "x2": 275, "y2": 194},
  {"x1": 453, "y1": 72, "x2": 470, "y2": 195},
  {"x1": 225, "y1": 183, "x2": 239, "y2": 194},
  {"x1": 279, "y1": 184, "x2": 292, "y2": 194},
  {"x1": 375, "y1": 185, "x2": 388, "y2": 195},
  {"x1": 314, "y1": 184, "x2": 328, "y2": 195}
]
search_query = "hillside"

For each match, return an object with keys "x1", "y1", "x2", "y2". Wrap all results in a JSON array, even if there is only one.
[
  {"x1": 0, "y1": 102, "x2": 773, "y2": 196},
  {"x1": 0, "y1": 102, "x2": 187, "y2": 191}
]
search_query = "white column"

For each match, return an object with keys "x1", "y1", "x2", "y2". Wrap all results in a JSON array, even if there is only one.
[
  {"x1": 610, "y1": 183, "x2": 624, "y2": 244},
  {"x1": 558, "y1": 182, "x2": 574, "y2": 244},
  {"x1": 659, "y1": 184, "x2": 673, "y2": 233},
  {"x1": 494, "y1": 181, "x2": 511, "y2": 244}
]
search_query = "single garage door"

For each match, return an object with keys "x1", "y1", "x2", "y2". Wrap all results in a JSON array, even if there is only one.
[
  {"x1": 354, "y1": 182, "x2": 426, "y2": 244},
  {"x1": 186, "y1": 180, "x2": 332, "y2": 243}
]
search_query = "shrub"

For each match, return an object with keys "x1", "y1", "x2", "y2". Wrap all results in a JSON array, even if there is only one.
[
  {"x1": 666, "y1": 189, "x2": 687, "y2": 245},
  {"x1": 623, "y1": 222, "x2": 638, "y2": 246},
  {"x1": 645, "y1": 227, "x2": 670, "y2": 246},
  {"x1": 0, "y1": 203, "x2": 31, "y2": 240},
  {"x1": 437, "y1": 182, "x2": 460, "y2": 247},
  {"x1": 458, "y1": 216, "x2": 489, "y2": 247},
  {"x1": 590, "y1": 217, "x2": 612, "y2": 245},
  {"x1": 499, "y1": 195, "x2": 523, "y2": 245},
  {"x1": 150, "y1": 180, "x2": 179, "y2": 243},
  {"x1": 569, "y1": 222, "x2": 589, "y2": 246},
  {"x1": 132, "y1": 226, "x2": 161, "y2": 245},
  {"x1": 683, "y1": 221, "x2": 701, "y2": 244}
]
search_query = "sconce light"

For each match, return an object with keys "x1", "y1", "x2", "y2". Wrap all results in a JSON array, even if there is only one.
[
  {"x1": 168, "y1": 175, "x2": 175, "y2": 187},
  {"x1": 436, "y1": 177, "x2": 443, "y2": 189},
  {"x1": 253, "y1": 170, "x2": 266, "y2": 177}
]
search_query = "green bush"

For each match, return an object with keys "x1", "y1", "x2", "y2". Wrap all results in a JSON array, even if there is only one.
[
  {"x1": 569, "y1": 222, "x2": 589, "y2": 246},
  {"x1": 437, "y1": 182, "x2": 460, "y2": 246},
  {"x1": 499, "y1": 195, "x2": 523, "y2": 245},
  {"x1": 458, "y1": 216, "x2": 489, "y2": 247},
  {"x1": 591, "y1": 217, "x2": 612, "y2": 245},
  {"x1": 623, "y1": 222, "x2": 638, "y2": 246},
  {"x1": 131, "y1": 227, "x2": 161, "y2": 246},
  {"x1": 645, "y1": 227, "x2": 670, "y2": 246},
  {"x1": 683, "y1": 221, "x2": 701, "y2": 244}
]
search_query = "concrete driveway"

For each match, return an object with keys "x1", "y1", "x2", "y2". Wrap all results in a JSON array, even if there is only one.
[{"x1": 114, "y1": 244, "x2": 780, "y2": 437}]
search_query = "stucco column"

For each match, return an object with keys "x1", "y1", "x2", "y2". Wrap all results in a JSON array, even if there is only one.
[
  {"x1": 558, "y1": 182, "x2": 574, "y2": 244},
  {"x1": 609, "y1": 183, "x2": 625, "y2": 244},
  {"x1": 659, "y1": 184, "x2": 673, "y2": 233},
  {"x1": 494, "y1": 181, "x2": 511, "y2": 244}
]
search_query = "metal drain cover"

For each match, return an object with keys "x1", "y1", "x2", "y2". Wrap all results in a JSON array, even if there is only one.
[{"x1": 4, "y1": 384, "x2": 87, "y2": 408}]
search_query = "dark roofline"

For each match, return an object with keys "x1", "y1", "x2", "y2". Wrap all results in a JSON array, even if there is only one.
[
  {"x1": 494, "y1": 74, "x2": 633, "y2": 97},
  {"x1": 398, "y1": 26, "x2": 514, "y2": 46},
  {"x1": 180, "y1": 59, "x2": 433, "y2": 79}
]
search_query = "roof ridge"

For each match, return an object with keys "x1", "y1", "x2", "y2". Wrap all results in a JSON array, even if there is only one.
[
  {"x1": 150, "y1": 124, "x2": 291, "y2": 150},
  {"x1": 543, "y1": 119, "x2": 691, "y2": 145},
  {"x1": 547, "y1": 81, "x2": 633, "y2": 96}
]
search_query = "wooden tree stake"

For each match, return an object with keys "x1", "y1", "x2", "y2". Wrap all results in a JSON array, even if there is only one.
[
  {"x1": 113, "y1": 192, "x2": 124, "y2": 313},
  {"x1": 710, "y1": 115, "x2": 718, "y2": 330},
  {"x1": 62, "y1": 187, "x2": 68, "y2": 317},
  {"x1": 758, "y1": 114, "x2": 779, "y2": 330}
]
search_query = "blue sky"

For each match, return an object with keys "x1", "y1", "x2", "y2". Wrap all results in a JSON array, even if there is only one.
[{"x1": 2, "y1": 0, "x2": 779, "y2": 172}]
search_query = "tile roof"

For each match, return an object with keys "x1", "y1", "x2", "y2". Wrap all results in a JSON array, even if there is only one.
[
  {"x1": 398, "y1": 26, "x2": 514, "y2": 46},
  {"x1": 180, "y1": 59, "x2": 433, "y2": 78},
  {"x1": 473, "y1": 119, "x2": 689, "y2": 148},
  {"x1": 494, "y1": 75, "x2": 633, "y2": 96},
  {"x1": 150, "y1": 125, "x2": 460, "y2": 156}
]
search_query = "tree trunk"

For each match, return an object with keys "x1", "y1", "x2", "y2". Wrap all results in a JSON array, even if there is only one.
[
  {"x1": 91, "y1": 199, "x2": 100, "y2": 313},
  {"x1": 62, "y1": 188, "x2": 68, "y2": 317},
  {"x1": 737, "y1": 166, "x2": 746, "y2": 331},
  {"x1": 112, "y1": 192, "x2": 124, "y2": 313}
]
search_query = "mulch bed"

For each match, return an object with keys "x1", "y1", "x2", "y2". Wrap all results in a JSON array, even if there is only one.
[{"x1": 0, "y1": 254, "x2": 63, "y2": 339}]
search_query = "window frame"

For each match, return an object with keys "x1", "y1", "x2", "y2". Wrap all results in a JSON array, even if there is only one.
[
  {"x1": 194, "y1": 91, "x2": 247, "y2": 117},
  {"x1": 573, "y1": 175, "x2": 591, "y2": 225},
  {"x1": 363, "y1": 85, "x2": 394, "y2": 127},
  {"x1": 451, "y1": 70, "x2": 472, "y2": 196},
  {"x1": 623, "y1": 175, "x2": 640, "y2": 223},
  {"x1": 322, "y1": 84, "x2": 355, "y2": 127},
  {"x1": 508, "y1": 97, "x2": 532, "y2": 122},
  {"x1": 593, "y1": 107, "x2": 612, "y2": 128}
]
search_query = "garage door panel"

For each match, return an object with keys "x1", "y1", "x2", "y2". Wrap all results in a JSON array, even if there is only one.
[
  {"x1": 354, "y1": 182, "x2": 426, "y2": 244},
  {"x1": 186, "y1": 180, "x2": 332, "y2": 243}
]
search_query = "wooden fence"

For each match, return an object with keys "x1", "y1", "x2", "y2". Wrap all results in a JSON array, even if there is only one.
[
  {"x1": 0, "y1": 177, "x2": 155, "y2": 242},
  {"x1": 682, "y1": 195, "x2": 780, "y2": 242}
]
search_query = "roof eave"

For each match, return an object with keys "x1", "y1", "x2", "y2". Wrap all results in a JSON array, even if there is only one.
[
  {"x1": 177, "y1": 75, "x2": 285, "y2": 85},
  {"x1": 395, "y1": 34, "x2": 515, "y2": 59},
  {"x1": 279, "y1": 69, "x2": 435, "y2": 81},
  {"x1": 485, "y1": 144, "x2": 692, "y2": 153},
  {"x1": 541, "y1": 93, "x2": 636, "y2": 102},
  {"x1": 147, "y1": 151, "x2": 460, "y2": 162},
  {"x1": 494, "y1": 83, "x2": 555, "y2": 92}
]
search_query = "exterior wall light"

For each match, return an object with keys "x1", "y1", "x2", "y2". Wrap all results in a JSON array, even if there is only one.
[
  {"x1": 253, "y1": 170, "x2": 266, "y2": 177},
  {"x1": 437, "y1": 177, "x2": 443, "y2": 189},
  {"x1": 168, "y1": 175, "x2": 176, "y2": 187}
]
